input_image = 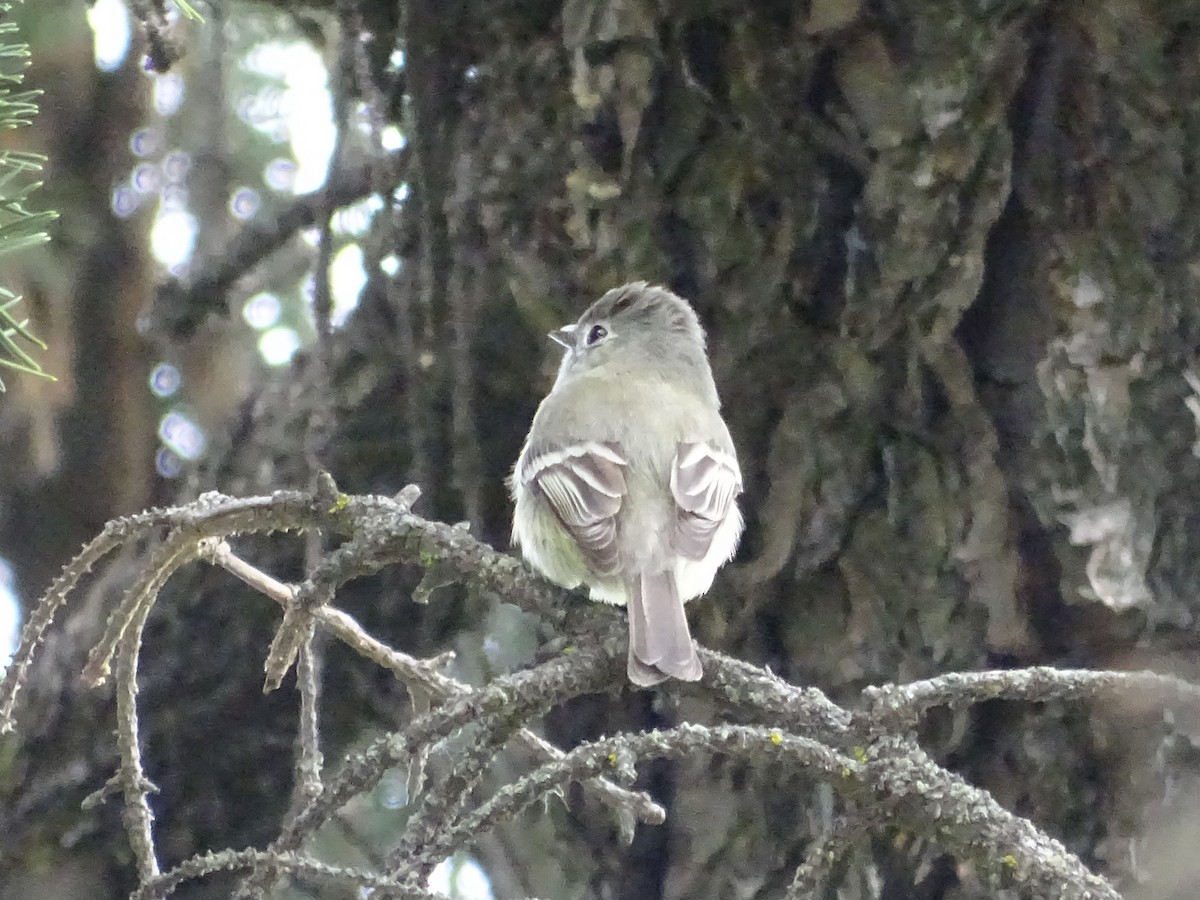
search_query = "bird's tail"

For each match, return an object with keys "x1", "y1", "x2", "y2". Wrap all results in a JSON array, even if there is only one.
[{"x1": 626, "y1": 569, "x2": 702, "y2": 686}]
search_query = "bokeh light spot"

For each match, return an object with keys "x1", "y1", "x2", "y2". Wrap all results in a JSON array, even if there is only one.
[
  {"x1": 333, "y1": 195, "x2": 382, "y2": 236},
  {"x1": 242, "y1": 292, "x2": 282, "y2": 330},
  {"x1": 154, "y1": 73, "x2": 186, "y2": 116},
  {"x1": 0, "y1": 558, "x2": 19, "y2": 673},
  {"x1": 229, "y1": 187, "x2": 261, "y2": 220},
  {"x1": 156, "y1": 446, "x2": 184, "y2": 478},
  {"x1": 241, "y1": 41, "x2": 334, "y2": 194},
  {"x1": 149, "y1": 363, "x2": 182, "y2": 398},
  {"x1": 380, "y1": 125, "x2": 407, "y2": 152},
  {"x1": 259, "y1": 327, "x2": 301, "y2": 366},
  {"x1": 330, "y1": 244, "x2": 367, "y2": 326},
  {"x1": 163, "y1": 150, "x2": 191, "y2": 182},
  {"x1": 429, "y1": 856, "x2": 493, "y2": 900},
  {"x1": 88, "y1": 0, "x2": 132, "y2": 72},
  {"x1": 150, "y1": 209, "x2": 198, "y2": 269},
  {"x1": 130, "y1": 127, "x2": 162, "y2": 158},
  {"x1": 265, "y1": 158, "x2": 297, "y2": 192},
  {"x1": 379, "y1": 770, "x2": 408, "y2": 810},
  {"x1": 132, "y1": 163, "x2": 162, "y2": 194},
  {"x1": 112, "y1": 184, "x2": 140, "y2": 218},
  {"x1": 158, "y1": 410, "x2": 207, "y2": 460}
]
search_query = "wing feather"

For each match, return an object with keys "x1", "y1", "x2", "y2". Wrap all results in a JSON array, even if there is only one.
[
  {"x1": 518, "y1": 441, "x2": 627, "y2": 575},
  {"x1": 670, "y1": 441, "x2": 742, "y2": 561}
]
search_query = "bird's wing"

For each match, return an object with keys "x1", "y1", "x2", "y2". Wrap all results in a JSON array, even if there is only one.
[
  {"x1": 518, "y1": 440, "x2": 627, "y2": 575},
  {"x1": 669, "y1": 441, "x2": 742, "y2": 560}
]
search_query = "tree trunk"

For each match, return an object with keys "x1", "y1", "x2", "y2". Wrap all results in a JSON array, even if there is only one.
[{"x1": 3, "y1": 1, "x2": 1200, "y2": 898}]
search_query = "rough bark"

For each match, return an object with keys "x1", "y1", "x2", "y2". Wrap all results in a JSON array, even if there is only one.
[{"x1": 3, "y1": 1, "x2": 1200, "y2": 899}]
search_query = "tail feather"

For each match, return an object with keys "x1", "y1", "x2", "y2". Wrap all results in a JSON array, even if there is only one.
[{"x1": 625, "y1": 570, "x2": 702, "y2": 686}]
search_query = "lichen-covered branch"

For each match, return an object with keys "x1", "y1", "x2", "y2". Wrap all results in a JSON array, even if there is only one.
[
  {"x1": 430, "y1": 723, "x2": 857, "y2": 867},
  {"x1": 0, "y1": 483, "x2": 1194, "y2": 899},
  {"x1": 204, "y1": 537, "x2": 664, "y2": 827},
  {"x1": 861, "y1": 666, "x2": 1200, "y2": 732},
  {"x1": 130, "y1": 847, "x2": 431, "y2": 900}
]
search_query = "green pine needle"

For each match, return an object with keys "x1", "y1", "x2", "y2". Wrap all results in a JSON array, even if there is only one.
[
  {"x1": 173, "y1": 0, "x2": 206, "y2": 23},
  {"x1": 0, "y1": 0, "x2": 56, "y2": 391}
]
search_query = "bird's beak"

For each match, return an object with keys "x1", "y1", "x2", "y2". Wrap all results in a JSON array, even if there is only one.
[{"x1": 548, "y1": 324, "x2": 576, "y2": 348}]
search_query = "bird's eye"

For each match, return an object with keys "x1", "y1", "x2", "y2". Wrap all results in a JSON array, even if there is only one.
[{"x1": 585, "y1": 324, "x2": 608, "y2": 346}]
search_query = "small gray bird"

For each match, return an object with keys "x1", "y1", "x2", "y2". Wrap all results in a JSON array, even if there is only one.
[{"x1": 511, "y1": 282, "x2": 743, "y2": 685}]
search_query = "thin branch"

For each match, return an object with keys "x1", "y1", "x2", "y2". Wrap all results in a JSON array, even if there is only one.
[
  {"x1": 389, "y1": 239, "x2": 435, "y2": 491},
  {"x1": 860, "y1": 666, "x2": 1200, "y2": 732},
  {"x1": 700, "y1": 649, "x2": 1123, "y2": 897},
  {"x1": 285, "y1": 639, "x2": 621, "y2": 846},
  {"x1": 232, "y1": 638, "x2": 622, "y2": 898},
  {"x1": 697, "y1": 648, "x2": 854, "y2": 741},
  {"x1": 2, "y1": 486, "x2": 402, "y2": 711},
  {"x1": 447, "y1": 249, "x2": 484, "y2": 531},
  {"x1": 114, "y1": 595, "x2": 162, "y2": 882},
  {"x1": 276, "y1": 492, "x2": 582, "y2": 627},
  {"x1": 83, "y1": 530, "x2": 202, "y2": 687},
  {"x1": 129, "y1": 847, "x2": 432, "y2": 900},
  {"x1": 294, "y1": 636, "x2": 323, "y2": 800},
  {"x1": 8, "y1": 484, "x2": 1198, "y2": 900},
  {"x1": 439, "y1": 724, "x2": 857, "y2": 858},
  {"x1": 443, "y1": 124, "x2": 486, "y2": 532},
  {"x1": 204, "y1": 538, "x2": 664, "y2": 827},
  {"x1": 784, "y1": 813, "x2": 867, "y2": 899},
  {"x1": 858, "y1": 735, "x2": 1120, "y2": 899},
  {"x1": 331, "y1": 811, "x2": 390, "y2": 870},
  {"x1": 386, "y1": 701, "x2": 523, "y2": 885},
  {"x1": 0, "y1": 506, "x2": 178, "y2": 728}
]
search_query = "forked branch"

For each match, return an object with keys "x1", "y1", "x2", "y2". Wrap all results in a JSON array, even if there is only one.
[{"x1": 2, "y1": 480, "x2": 1191, "y2": 900}]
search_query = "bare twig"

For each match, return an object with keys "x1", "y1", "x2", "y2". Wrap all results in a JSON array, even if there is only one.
[
  {"x1": 130, "y1": 847, "x2": 436, "y2": 900},
  {"x1": 697, "y1": 648, "x2": 854, "y2": 740},
  {"x1": 784, "y1": 813, "x2": 868, "y2": 899},
  {"x1": 232, "y1": 638, "x2": 622, "y2": 898},
  {"x1": 385, "y1": 699, "x2": 523, "y2": 885},
  {"x1": 114, "y1": 596, "x2": 162, "y2": 881},
  {"x1": 5, "y1": 485, "x2": 1195, "y2": 900},
  {"x1": 858, "y1": 735, "x2": 1119, "y2": 899},
  {"x1": 202, "y1": 538, "x2": 664, "y2": 824},
  {"x1": 0, "y1": 506, "x2": 176, "y2": 728},
  {"x1": 861, "y1": 666, "x2": 1200, "y2": 732},
  {"x1": 440, "y1": 724, "x2": 856, "y2": 856},
  {"x1": 83, "y1": 530, "x2": 203, "y2": 687},
  {"x1": 280, "y1": 638, "x2": 621, "y2": 850},
  {"x1": 294, "y1": 637, "x2": 324, "y2": 800}
]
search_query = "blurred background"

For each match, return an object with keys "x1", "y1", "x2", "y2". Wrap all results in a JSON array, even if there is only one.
[{"x1": 2, "y1": 0, "x2": 1200, "y2": 897}]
